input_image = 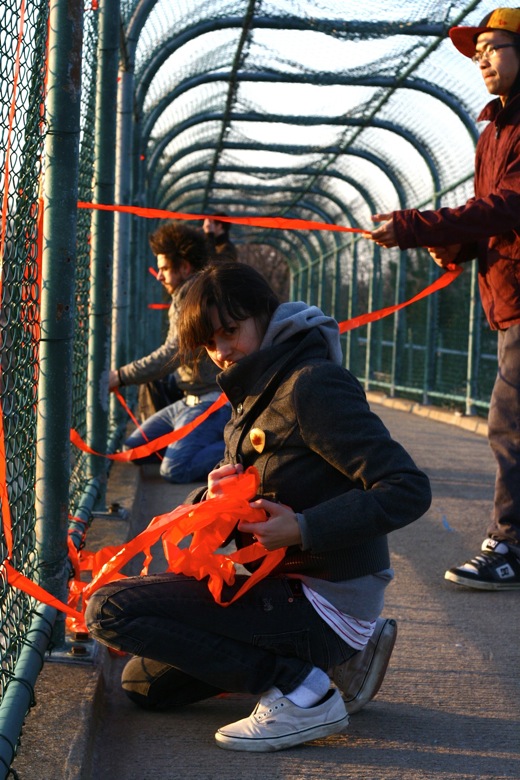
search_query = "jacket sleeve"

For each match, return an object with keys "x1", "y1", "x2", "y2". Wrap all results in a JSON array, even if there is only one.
[
  {"x1": 393, "y1": 193, "x2": 520, "y2": 251},
  {"x1": 393, "y1": 136, "x2": 520, "y2": 250},
  {"x1": 118, "y1": 302, "x2": 181, "y2": 386},
  {"x1": 294, "y1": 365, "x2": 432, "y2": 552}
]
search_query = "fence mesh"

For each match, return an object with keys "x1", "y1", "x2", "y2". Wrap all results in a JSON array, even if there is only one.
[{"x1": 0, "y1": 0, "x2": 48, "y2": 704}]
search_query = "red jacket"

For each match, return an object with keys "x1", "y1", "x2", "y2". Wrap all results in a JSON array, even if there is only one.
[{"x1": 393, "y1": 92, "x2": 520, "y2": 330}]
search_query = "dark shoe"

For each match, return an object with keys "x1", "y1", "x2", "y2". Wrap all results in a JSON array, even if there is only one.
[
  {"x1": 328, "y1": 617, "x2": 397, "y2": 714},
  {"x1": 121, "y1": 656, "x2": 223, "y2": 709},
  {"x1": 445, "y1": 538, "x2": 520, "y2": 591},
  {"x1": 215, "y1": 688, "x2": 348, "y2": 752}
]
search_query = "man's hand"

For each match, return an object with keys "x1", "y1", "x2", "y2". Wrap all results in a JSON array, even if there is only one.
[
  {"x1": 427, "y1": 244, "x2": 462, "y2": 268},
  {"x1": 371, "y1": 213, "x2": 398, "y2": 247},
  {"x1": 109, "y1": 369, "x2": 120, "y2": 391},
  {"x1": 239, "y1": 498, "x2": 302, "y2": 550}
]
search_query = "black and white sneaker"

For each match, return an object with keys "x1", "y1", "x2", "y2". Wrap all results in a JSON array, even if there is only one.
[{"x1": 445, "y1": 538, "x2": 520, "y2": 591}]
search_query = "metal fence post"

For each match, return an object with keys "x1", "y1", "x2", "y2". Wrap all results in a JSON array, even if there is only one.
[
  {"x1": 465, "y1": 262, "x2": 481, "y2": 416},
  {"x1": 87, "y1": 1, "x2": 120, "y2": 492},
  {"x1": 111, "y1": 13, "x2": 135, "y2": 428},
  {"x1": 36, "y1": 0, "x2": 84, "y2": 645}
]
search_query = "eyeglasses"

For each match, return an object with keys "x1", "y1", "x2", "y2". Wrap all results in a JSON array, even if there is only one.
[{"x1": 472, "y1": 43, "x2": 517, "y2": 65}]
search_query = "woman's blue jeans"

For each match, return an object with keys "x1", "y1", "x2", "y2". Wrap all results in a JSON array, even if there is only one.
[
  {"x1": 85, "y1": 574, "x2": 356, "y2": 697},
  {"x1": 124, "y1": 393, "x2": 231, "y2": 483},
  {"x1": 488, "y1": 324, "x2": 520, "y2": 545}
]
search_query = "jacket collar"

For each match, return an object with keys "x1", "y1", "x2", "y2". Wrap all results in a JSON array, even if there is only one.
[
  {"x1": 478, "y1": 90, "x2": 520, "y2": 125},
  {"x1": 218, "y1": 328, "x2": 331, "y2": 409}
]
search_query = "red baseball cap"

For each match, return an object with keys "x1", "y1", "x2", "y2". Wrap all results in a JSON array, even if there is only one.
[{"x1": 449, "y1": 7, "x2": 520, "y2": 58}]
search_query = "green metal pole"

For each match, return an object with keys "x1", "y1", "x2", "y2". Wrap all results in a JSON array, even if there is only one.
[
  {"x1": 131, "y1": 122, "x2": 149, "y2": 365},
  {"x1": 422, "y1": 256, "x2": 438, "y2": 406},
  {"x1": 87, "y1": 1, "x2": 120, "y2": 494},
  {"x1": 0, "y1": 605, "x2": 55, "y2": 775},
  {"x1": 390, "y1": 251, "x2": 407, "y2": 397},
  {"x1": 465, "y1": 262, "x2": 481, "y2": 416},
  {"x1": 346, "y1": 243, "x2": 359, "y2": 373},
  {"x1": 364, "y1": 246, "x2": 382, "y2": 390},
  {"x1": 110, "y1": 17, "x2": 136, "y2": 429},
  {"x1": 36, "y1": 0, "x2": 84, "y2": 646}
]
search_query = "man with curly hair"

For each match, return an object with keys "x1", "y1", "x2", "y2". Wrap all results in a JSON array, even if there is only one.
[{"x1": 110, "y1": 221, "x2": 230, "y2": 483}]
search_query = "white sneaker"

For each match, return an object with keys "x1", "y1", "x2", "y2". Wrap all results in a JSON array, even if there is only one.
[
  {"x1": 329, "y1": 617, "x2": 397, "y2": 714},
  {"x1": 215, "y1": 688, "x2": 349, "y2": 752}
]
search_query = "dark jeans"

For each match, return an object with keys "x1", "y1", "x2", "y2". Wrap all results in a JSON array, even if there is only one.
[
  {"x1": 488, "y1": 324, "x2": 520, "y2": 545},
  {"x1": 85, "y1": 574, "x2": 356, "y2": 697}
]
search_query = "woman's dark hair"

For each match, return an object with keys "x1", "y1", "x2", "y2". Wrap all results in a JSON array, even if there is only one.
[{"x1": 177, "y1": 262, "x2": 280, "y2": 362}]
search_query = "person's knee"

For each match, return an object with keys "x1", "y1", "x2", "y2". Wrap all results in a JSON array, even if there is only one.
[
  {"x1": 159, "y1": 457, "x2": 192, "y2": 483},
  {"x1": 84, "y1": 589, "x2": 109, "y2": 637},
  {"x1": 84, "y1": 584, "x2": 124, "y2": 639},
  {"x1": 124, "y1": 428, "x2": 144, "y2": 449}
]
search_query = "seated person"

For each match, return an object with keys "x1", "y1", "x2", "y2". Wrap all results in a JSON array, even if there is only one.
[{"x1": 110, "y1": 220, "x2": 230, "y2": 483}]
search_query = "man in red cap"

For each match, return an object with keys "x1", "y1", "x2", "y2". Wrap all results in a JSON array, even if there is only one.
[{"x1": 371, "y1": 8, "x2": 520, "y2": 590}]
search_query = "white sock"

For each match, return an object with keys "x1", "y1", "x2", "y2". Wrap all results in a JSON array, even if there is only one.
[{"x1": 284, "y1": 667, "x2": 330, "y2": 708}]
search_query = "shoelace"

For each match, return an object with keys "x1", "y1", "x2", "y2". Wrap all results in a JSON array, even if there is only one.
[
  {"x1": 256, "y1": 700, "x2": 286, "y2": 720},
  {"x1": 468, "y1": 550, "x2": 508, "y2": 567}
]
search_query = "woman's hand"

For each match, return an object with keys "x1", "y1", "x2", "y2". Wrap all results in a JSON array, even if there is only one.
[
  {"x1": 239, "y1": 498, "x2": 302, "y2": 550},
  {"x1": 207, "y1": 463, "x2": 244, "y2": 499}
]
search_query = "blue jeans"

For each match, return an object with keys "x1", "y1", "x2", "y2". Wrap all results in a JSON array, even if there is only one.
[
  {"x1": 125, "y1": 393, "x2": 231, "y2": 483},
  {"x1": 85, "y1": 574, "x2": 356, "y2": 697},
  {"x1": 487, "y1": 324, "x2": 520, "y2": 545}
]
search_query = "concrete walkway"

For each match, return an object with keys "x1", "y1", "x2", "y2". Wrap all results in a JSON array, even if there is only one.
[{"x1": 11, "y1": 397, "x2": 520, "y2": 780}]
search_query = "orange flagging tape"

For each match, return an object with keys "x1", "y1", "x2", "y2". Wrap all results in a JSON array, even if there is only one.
[
  {"x1": 2, "y1": 197, "x2": 465, "y2": 624},
  {"x1": 114, "y1": 388, "x2": 163, "y2": 461},
  {"x1": 3, "y1": 561, "x2": 84, "y2": 621},
  {"x1": 71, "y1": 268, "x2": 464, "y2": 462},
  {"x1": 78, "y1": 201, "x2": 370, "y2": 235},
  {"x1": 4, "y1": 467, "x2": 286, "y2": 627},
  {"x1": 338, "y1": 264, "x2": 464, "y2": 333},
  {"x1": 71, "y1": 392, "x2": 229, "y2": 460}
]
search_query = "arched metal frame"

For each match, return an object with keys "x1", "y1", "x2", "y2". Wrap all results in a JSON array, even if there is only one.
[{"x1": 112, "y1": 0, "x2": 497, "y2": 418}]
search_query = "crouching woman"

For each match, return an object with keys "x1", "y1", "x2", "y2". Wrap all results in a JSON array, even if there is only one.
[{"x1": 86, "y1": 262, "x2": 431, "y2": 753}]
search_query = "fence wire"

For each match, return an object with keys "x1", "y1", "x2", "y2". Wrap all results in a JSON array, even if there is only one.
[{"x1": 0, "y1": 0, "x2": 48, "y2": 706}]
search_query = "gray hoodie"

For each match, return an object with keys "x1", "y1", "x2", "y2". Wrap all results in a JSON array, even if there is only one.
[{"x1": 260, "y1": 302, "x2": 343, "y2": 365}]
